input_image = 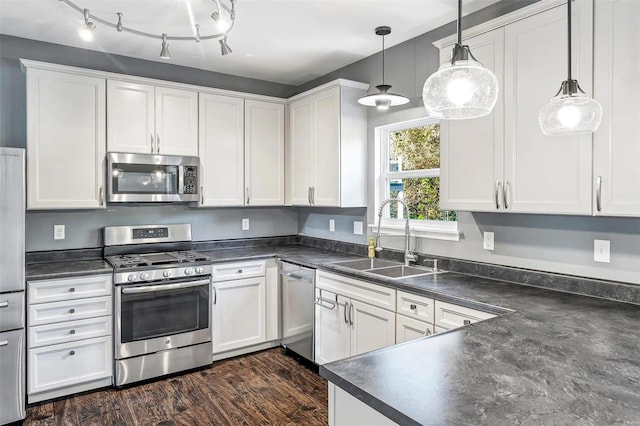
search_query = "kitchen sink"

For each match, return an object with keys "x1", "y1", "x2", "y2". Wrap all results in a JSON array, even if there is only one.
[
  {"x1": 331, "y1": 258, "x2": 401, "y2": 270},
  {"x1": 365, "y1": 265, "x2": 440, "y2": 279}
]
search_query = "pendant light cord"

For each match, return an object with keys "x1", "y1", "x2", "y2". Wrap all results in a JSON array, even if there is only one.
[
  {"x1": 457, "y1": 0, "x2": 462, "y2": 45},
  {"x1": 381, "y1": 33, "x2": 385, "y2": 85},
  {"x1": 567, "y1": 0, "x2": 572, "y2": 81}
]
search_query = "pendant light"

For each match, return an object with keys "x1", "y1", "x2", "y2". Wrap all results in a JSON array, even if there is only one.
[
  {"x1": 357, "y1": 26, "x2": 409, "y2": 111},
  {"x1": 422, "y1": 0, "x2": 498, "y2": 119},
  {"x1": 538, "y1": 0, "x2": 602, "y2": 136}
]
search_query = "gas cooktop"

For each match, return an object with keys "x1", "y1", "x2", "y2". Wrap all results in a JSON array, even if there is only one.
[{"x1": 106, "y1": 251, "x2": 210, "y2": 269}]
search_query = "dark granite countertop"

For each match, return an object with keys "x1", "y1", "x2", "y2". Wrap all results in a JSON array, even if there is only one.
[{"x1": 25, "y1": 244, "x2": 640, "y2": 424}]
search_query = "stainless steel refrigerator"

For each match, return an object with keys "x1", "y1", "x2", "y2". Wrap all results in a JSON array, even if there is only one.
[{"x1": 0, "y1": 147, "x2": 26, "y2": 424}]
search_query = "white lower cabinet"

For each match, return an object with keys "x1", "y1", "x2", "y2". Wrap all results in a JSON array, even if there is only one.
[
  {"x1": 434, "y1": 300, "x2": 496, "y2": 331},
  {"x1": 315, "y1": 272, "x2": 396, "y2": 365},
  {"x1": 27, "y1": 274, "x2": 113, "y2": 403}
]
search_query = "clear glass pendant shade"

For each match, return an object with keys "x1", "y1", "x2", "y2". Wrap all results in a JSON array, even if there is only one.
[
  {"x1": 422, "y1": 59, "x2": 499, "y2": 119},
  {"x1": 538, "y1": 92, "x2": 602, "y2": 136}
]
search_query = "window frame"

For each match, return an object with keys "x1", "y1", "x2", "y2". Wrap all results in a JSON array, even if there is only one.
[{"x1": 371, "y1": 117, "x2": 461, "y2": 242}]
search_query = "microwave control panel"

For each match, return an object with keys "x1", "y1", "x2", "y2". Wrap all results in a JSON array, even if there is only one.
[{"x1": 183, "y1": 166, "x2": 198, "y2": 194}]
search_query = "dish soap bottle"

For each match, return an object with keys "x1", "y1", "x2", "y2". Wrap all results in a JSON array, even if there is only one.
[{"x1": 368, "y1": 237, "x2": 376, "y2": 258}]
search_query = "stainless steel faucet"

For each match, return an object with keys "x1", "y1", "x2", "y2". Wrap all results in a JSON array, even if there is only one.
[{"x1": 375, "y1": 198, "x2": 417, "y2": 266}]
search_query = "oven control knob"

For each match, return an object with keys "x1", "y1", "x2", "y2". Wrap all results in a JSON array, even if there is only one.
[
  {"x1": 163, "y1": 270, "x2": 172, "y2": 278},
  {"x1": 195, "y1": 267, "x2": 204, "y2": 274},
  {"x1": 184, "y1": 268, "x2": 193, "y2": 276},
  {"x1": 139, "y1": 272, "x2": 149, "y2": 281},
  {"x1": 127, "y1": 273, "x2": 137, "y2": 282}
]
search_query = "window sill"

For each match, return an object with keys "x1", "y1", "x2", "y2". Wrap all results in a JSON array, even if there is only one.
[{"x1": 367, "y1": 222, "x2": 462, "y2": 242}]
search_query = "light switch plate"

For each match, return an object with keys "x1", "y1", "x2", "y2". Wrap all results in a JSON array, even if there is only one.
[
  {"x1": 594, "y1": 239, "x2": 610, "y2": 263},
  {"x1": 329, "y1": 219, "x2": 335, "y2": 232},
  {"x1": 242, "y1": 218, "x2": 250, "y2": 231},
  {"x1": 483, "y1": 231, "x2": 494, "y2": 251},
  {"x1": 353, "y1": 221, "x2": 363, "y2": 235},
  {"x1": 54, "y1": 224, "x2": 65, "y2": 240}
]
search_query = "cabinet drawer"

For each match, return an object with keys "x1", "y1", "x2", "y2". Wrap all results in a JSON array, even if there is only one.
[
  {"x1": 28, "y1": 275, "x2": 112, "y2": 304},
  {"x1": 29, "y1": 316, "x2": 112, "y2": 349},
  {"x1": 28, "y1": 336, "x2": 112, "y2": 394},
  {"x1": 396, "y1": 314, "x2": 433, "y2": 344},
  {"x1": 396, "y1": 291, "x2": 434, "y2": 323},
  {"x1": 317, "y1": 271, "x2": 395, "y2": 311},
  {"x1": 28, "y1": 296, "x2": 112, "y2": 326},
  {"x1": 434, "y1": 300, "x2": 496, "y2": 330},
  {"x1": 0, "y1": 291, "x2": 25, "y2": 332},
  {"x1": 212, "y1": 261, "x2": 265, "y2": 282}
]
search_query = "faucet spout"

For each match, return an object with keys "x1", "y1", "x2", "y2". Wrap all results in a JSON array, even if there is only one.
[{"x1": 375, "y1": 198, "x2": 416, "y2": 266}]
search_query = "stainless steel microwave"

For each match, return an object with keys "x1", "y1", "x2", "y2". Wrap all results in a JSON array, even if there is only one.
[{"x1": 107, "y1": 153, "x2": 199, "y2": 203}]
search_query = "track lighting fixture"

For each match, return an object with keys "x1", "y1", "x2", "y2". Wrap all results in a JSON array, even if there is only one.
[
  {"x1": 357, "y1": 26, "x2": 410, "y2": 111},
  {"x1": 61, "y1": 0, "x2": 236, "y2": 57},
  {"x1": 78, "y1": 8, "x2": 95, "y2": 42}
]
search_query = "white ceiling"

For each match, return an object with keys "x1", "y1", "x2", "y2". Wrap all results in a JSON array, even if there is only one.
[{"x1": 0, "y1": 0, "x2": 501, "y2": 86}]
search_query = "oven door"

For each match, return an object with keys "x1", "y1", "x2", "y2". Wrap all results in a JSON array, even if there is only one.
[{"x1": 115, "y1": 278, "x2": 211, "y2": 359}]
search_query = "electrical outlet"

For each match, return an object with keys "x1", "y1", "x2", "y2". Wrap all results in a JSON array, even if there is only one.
[
  {"x1": 594, "y1": 239, "x2": 610, "y2": 263},
  {"x1": 353, "y1": 221, "x2": 363, "y2": 235},
  {"x1": 242, "y1": 218, "x2": 250, "y2": 231},
  {"x1": 54, "y1": 224, "x2": 65, "y2": 240},
  {"x1": 483, "y1": 231, "x2": 494, "y2": 251},
  {"x1": 329, "y1": 219, "x2": 335, "y2": 232}
]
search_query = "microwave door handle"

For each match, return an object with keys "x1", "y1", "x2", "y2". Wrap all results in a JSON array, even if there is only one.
[{"x1": 178, "y1": 165, "x2": 184, "y2": 195}]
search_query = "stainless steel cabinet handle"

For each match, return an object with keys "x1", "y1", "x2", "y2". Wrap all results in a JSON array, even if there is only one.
[
  {"x1": 156, "y1": 134, "x2": 160, "y2": 153},
  {"x1": 69, "y1": 350, "x2": 75, "y2": 356},
  {"x1": 463, "y1": 319, "x2": 471, "y2": 326},
  {"x1": 343, "y1": 301, "x2": 349, "y2": 324},
  {"x1": 69, "y1": 330, "x2": 76, "y2": 335},
  {"x1": 201, "y1": 186, "x2": 204, "y2": 204},
  {"x1": 0, "y1": 301, "x2": 8, "y2": 308},
  {"x1": 0, "y1": 340, "x2": 8, "y2": 347},
  {"x1": 311, "y1": 186, "x2": 315, "y2": 205},
  {"x1": 69, "y1": 308, "x2": 75, "y2": 314},
  {"x1": 99, "y1": 186, "x2": 104, "y2": 206},
  {"x1": 503, "y1": 181, "x2": 510, "y2": 210},
  {"x1": 596, "y1": 176, "x2": 602, "y2": 212},
  {"x1": 349, "y1": 302, "x2": 354, "y2": 326},
  {"x1": 410, "y1": 304, "x2": 417, "y2": 311},
  {"x1": 315, "y1": 297, "x2": 337, "y2": 310},
  {"x1": 495, "y1": 181, "x2": 501, "y2": 209},
  {"x1": 246, "y1": 187, "x2": 250, "y2": 205},
  {"x1": 308, "y1": 187, "x2": 312, "y2": 205},
  {"x1": 151, "y1": 134, "x2": 154, "y2": 153},
  {"x1": 213, "y1": 286, "x2": 217, "y2": 304}
]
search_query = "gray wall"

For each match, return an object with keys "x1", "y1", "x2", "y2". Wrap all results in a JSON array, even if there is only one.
[
  {"x1": 295, "y1": 1, "x2": 640, "y2": 286},
  {"x1": 0, "y1": 35, "x2": 299, "y2": 252}
]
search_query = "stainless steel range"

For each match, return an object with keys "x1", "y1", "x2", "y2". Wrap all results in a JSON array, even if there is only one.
[{"x1": 104, "y1": 224, "x2": 212, "y2": 386}]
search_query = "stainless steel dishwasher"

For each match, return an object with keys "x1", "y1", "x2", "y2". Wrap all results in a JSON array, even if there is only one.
[{"x1": 279, "y1": 261, "x2": 316, "y2": 363}]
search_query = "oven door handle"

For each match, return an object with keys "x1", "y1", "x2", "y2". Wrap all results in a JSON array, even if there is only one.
[{"x1": 121, "y1": 279, "x2": 210, "y2": 294}]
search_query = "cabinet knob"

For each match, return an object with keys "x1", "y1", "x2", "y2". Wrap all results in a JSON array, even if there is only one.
[
  {"x1": 463, "y1": 319, "x2": 471, "y2": 326},
  {"x1": 237, "y1": 269, "x2": 243, "y2": 274},
  {"x1": 410, "y1": 304, "x2": 417, "y2": 310},
  {"x1": 69, "y1": 350, "x2": 75, "y2": 356},
  {"x1": 69, "y1": 287, "x2": 75, "y2": 293},
  {"x1": 426, "y1": 329, "x2": 432, "y2": 336},
  {"x1": 69, "y1": 308, "x2": 75, "y2": 314},
  {"x1": 69, "y1": 330, "x2": 76, "y2": 335}
]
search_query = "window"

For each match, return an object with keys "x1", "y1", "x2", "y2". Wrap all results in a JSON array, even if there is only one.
[{"x1": 373, "y1": 118, "x2": 460, "y2": 241}]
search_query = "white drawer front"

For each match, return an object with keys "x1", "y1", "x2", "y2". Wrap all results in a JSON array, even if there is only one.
[
  {"x1": 434, "y1": 300, "x2": 496, "y2": 330},
  {"x1": 28, "y1": 275, "x2": 112, "y2": 304},
  {"x1": 396, "y1": 291, "x2": 434, "y2": 324},
  {"x1": 212, "y1": 261, "x2": 266, "y2": 282},
  {"x1": 29, "y1": 316, "x2": 112, "y2": 348},
  {"x1": 28, "y1": 336, "x2": 112, "y2": 394},
  {"x1": 317, "y1": 271, "x2": 395, "y2": 311},
  {"x1": 28, "y1": 296, "x2": 112, "y2": 326},
  {"x1": 396, "y1": 314, "x2": 433, "y2": 344}
]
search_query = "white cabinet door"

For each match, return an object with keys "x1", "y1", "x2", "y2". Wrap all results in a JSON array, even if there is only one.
[
  {"x1": 440, "y1": 28, "x2": 505, "y2": 212},
  {"x1": 212, "y1": 277, "x2": 266, "y2": 354},
  {"x1": 107, "y1": 80, "x2": 155, "y2": 154},
  {"x1": 349, "y1": 299, "x2": 395, "y2": 357},
  {"x1": 26, "y1": 69, "x2": 106, "y2": 209},
  {"x1": 245, "y1": 100, "x2": 285, "y2": 206},
  {"x1": 593, "y1": 0, "x2": 640, "y2": 216},
  {"x1": 313, "y1": 86, "x2": 341, "y2": 206},
  {"x1": 396, "y1": 314, "x2": 433, "y2": 344},
  {"x1": 288, "y1": 96, "x2": 315, "y2": 205},
  {"x1": 503, "y1": 3, "x2": 593, "y2": 214},
  {"x1": 155, "y1": 86, "x2": 198, "y2": 156},
  {"x1": 198, "y1": 93, "x2": 245, "y2": 206},
  {"x1": 314, "y1": 292, "x2": 350, "y2": 365}
]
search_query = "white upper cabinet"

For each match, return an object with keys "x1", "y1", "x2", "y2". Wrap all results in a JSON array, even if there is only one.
[
  {"x1": 287, "y1": 80, "x2": 368, "y2": 207},
  {"x1": 245, "y1": 100, "x2": 285, "y2": 206},
  {"x1": 593, "y1": 0, "x2": 640, "y2": 216},
  {"x1": 26, "y1": 68, "x2": 106, "y2": 210},
  {"x1": 107, "y1": 80, "x2": 198, "y2": 156},
  {"x1": 439, "y1": 1, "x2": 593, "y2": 215},
  {"x1": 198, "y1": 93, "x2": 245, "y2": 207}
]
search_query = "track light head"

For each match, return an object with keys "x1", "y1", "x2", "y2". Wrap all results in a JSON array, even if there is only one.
[
  {"x1": 219, "y1": 37, "x2": 232, "y2": 56},
  {"x1": 160, "y1": 34, "x2": 171, "y2": 59},
  {"x1": 79, "y1": 8, "x2": 95, "y2": 41}
]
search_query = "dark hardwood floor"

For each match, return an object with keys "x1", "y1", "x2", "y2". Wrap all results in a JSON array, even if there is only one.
[{"x1": 25, "y1": 348, "x2": 328, "y2": 425}]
